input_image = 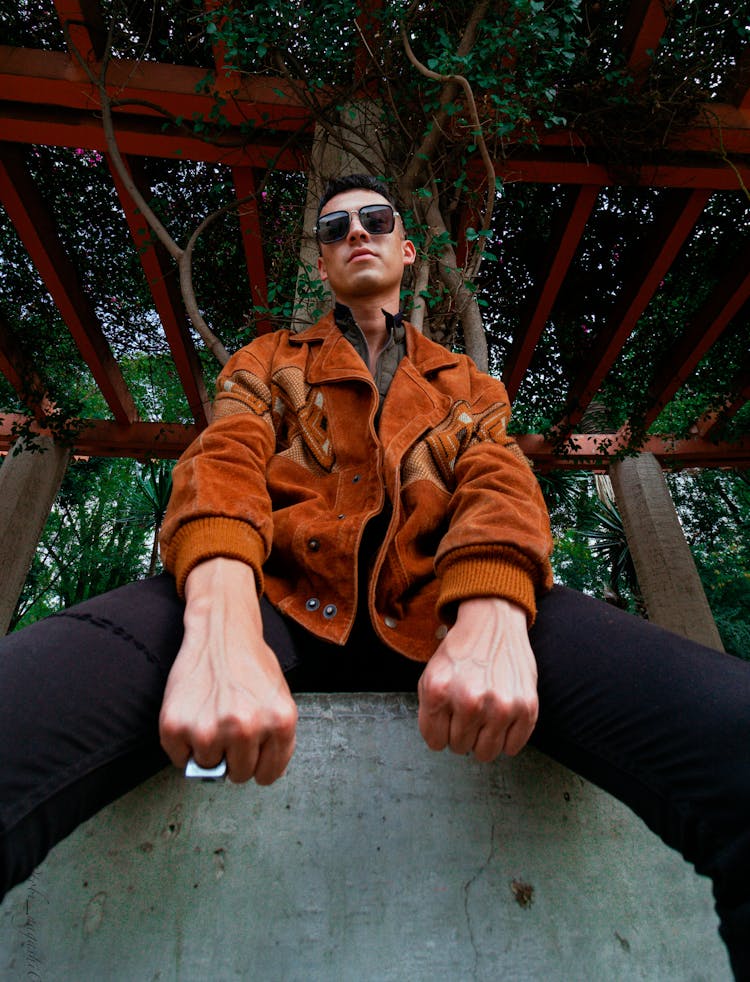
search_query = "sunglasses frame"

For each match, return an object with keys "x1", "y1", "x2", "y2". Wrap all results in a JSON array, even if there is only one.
[{"x1": 314, "y1": 203, "x2": 400, "y2": 244}]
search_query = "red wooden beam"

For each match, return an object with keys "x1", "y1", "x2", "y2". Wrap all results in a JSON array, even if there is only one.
[
  {"x1": 637, "y1": 253, "x2": 750, "y2": 431},
  {"x1": 487, "y1": 157, "x2": 750, "y2": 191},
  {"x1": 518, "y1": 433, "x2": 750, "y2": 471},
  {"x1": 108, "y1": 156, "x2": 211, "y2": 428},
  {"x1": 200, "y1": 5, "x2": 272, "y2": 338},
  {"x1": 695, "y1": 371, "x2": 750, "y2": 441},
  {"x1": 53, "y1": 0, "x2": 107, "y2": 63},
  {"x1": 503, "y1": 184, "x2": 600, "y2": 400},
  {"x1": 2, "y1": 414, "x2": 746, "y2": 469},
  {"x1": 232, "y1": 167, "x2": 272, "y2": 336},
  {"x1": 0, "y1": 46, "x2": 313, "y2": 131},
  {"x1": 3, "y1": 46, "x2": 748, "y2": 156},
  {"x1": 0, "y1": 104, "x2": 305, "y2": 170},
  {"x1": 0, "y1": 415, "x2": 199, "y2": 458},
  {"x1": 622, "y1": 0, "x2": 673, "y2": 77},
  {"x1": 0, "y1": 143, "x2": 138, "y2": 424},
  {"x1": 202, "y1": 0, "x2": 234, "y2": 97},
  {"x1": 556, "y1": 188, "x2": 710, "y2": 434},
  {"x1": 520, "y1": 102, "x2": 750, "y2": 156}
]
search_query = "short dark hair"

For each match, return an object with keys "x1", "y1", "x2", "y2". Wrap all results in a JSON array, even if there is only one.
[{"x1": 317, "y1": 174, "x2": 399, "y2": 220}]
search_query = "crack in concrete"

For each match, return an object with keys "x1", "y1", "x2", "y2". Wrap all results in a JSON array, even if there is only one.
[{"x1": 463, "y1": 821, "x2": 498, "y2": 979}]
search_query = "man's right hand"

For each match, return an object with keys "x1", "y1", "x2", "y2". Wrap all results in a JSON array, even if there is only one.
[{"x1": 159, "y1": 557, "x2": 298, "y2": 785}]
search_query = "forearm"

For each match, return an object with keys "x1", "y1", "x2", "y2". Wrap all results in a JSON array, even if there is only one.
[
  {"x1": 159, "y1": 557, "x2": 297, "y2": 785},
  {"x1": 418, "y1": 596, "x2": 538, "y2": 760}
]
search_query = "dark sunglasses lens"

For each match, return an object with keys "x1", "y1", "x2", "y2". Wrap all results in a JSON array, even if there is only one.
[
  {"x1": 317, "y1": 211, "x2": 349, "y2": 243},
  {"x1": 361, "y1": 205, "x2": 395, "y2": 235}
]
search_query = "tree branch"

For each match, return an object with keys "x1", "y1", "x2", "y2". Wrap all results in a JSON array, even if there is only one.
[{"x1": 401, "y1": 20, "x2": 496, "y2": 282}]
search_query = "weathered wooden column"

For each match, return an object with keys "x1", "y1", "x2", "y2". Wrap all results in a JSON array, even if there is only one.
[
  {"x1": 610, "y1": 453, "x2": 723, "y2": 651},
  {"x1": 0, "y1": 437, "x2": 71, "y2": 634}
]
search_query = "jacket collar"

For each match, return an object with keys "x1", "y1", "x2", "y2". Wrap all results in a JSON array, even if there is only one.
[{"x1": 289, "y1": 310, "x2": 462, "y2": 382}]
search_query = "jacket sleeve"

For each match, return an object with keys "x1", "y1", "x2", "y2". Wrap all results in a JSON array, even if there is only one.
[
  {"x1": 159, "y1": 339, "x2": 280, "y2": 598},
  {"x1": 433, "y1": 359, "x2": 554, "y2": 626}
]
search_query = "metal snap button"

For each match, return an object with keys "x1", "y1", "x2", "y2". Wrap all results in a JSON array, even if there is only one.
[
  {"x1": 337, "y1": 514, "x2": 345, "y2": 520},
  {"x1": 323, "y1": 604, "x2": 337, "y2": 619},
  {"x1": 308, "y1": 538, "x2": 320, "y2": 552},
  {"x1": 352, "y1": 474, "x2": 361, "y2": 483},
  {"x1": 384, "y1": 616, "x2": 398, "y2": 629},
  {"x1": 435, "y1": 624, "x2": 448, "y2": 640},
  {"x1": 305, "y1": 598, "x2": 320, "y2": 611}
]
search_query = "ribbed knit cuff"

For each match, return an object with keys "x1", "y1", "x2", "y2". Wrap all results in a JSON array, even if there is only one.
[
  {"x1": 436, "y1": 546, "x2": 541, "y2": 627},
  {"x1": 164, "y1": 517, "x2": 266, "y2": 599}
]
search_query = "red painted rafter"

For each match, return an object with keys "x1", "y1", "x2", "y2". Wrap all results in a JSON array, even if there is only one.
[
  {"x1": 503, "y1": 184, "x2": 600, "y2": 400},
  {"x1": 5, "y1": 97, "x2": 744, "y2": 184},
  {"x1": 520, "y1": 432, "x2": 750, "y2": 471},
  {"x1": 201, "y1": 5, "x2": 272, "y2": 338},
  {"x1": 1, "y1": 414, "x2": 746, "y2": 469},
  {"x1": 3, "y1": 47, "x2": 749, "y2": 156},
  {"x1": 202, "y1": 0, "x2": 234, "y2": 95},
  {"x1": 695, "y1": 370, "x2": 750, "y2": 441},
  {"x1": 232, "y1": 167, "x2": 272, "y2": 336},
  {"x1": 622, "y1": 0, "x2": 672, "y2": 77},
  {"x1": 0, "y1": 415, "x2": 199, "y2": 459},
  {"x1": 0, "y1": 104, "x2": 304, "y2": 170},
  {"x1": 636, "y1": 254, "x2": 750, "y2": 432},
  {"x1": 108, "y1": 156, "x2": 211, "y2": 428},
  {"x1": 0, "y1": 46, "x2": 312, "y2": 131},
  {"x1": 53, "y1": 0, "x2": 107, "y2": 64},
  {"x1": 493, "y1": 158, "x2": 750, "y2": 192},
  {"x1": 556, "y1": 188, "x2": 711, "y2": 434},
  {"x1": 0, "y1": 144, "x2": 138, "y2": 424},
  {"x1": 494, "y1": 102, "x2": 750, "y2": 157}
]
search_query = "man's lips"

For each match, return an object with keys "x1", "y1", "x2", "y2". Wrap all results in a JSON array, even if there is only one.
[{"x1": 348, "y1": 249, "x2": 376, "y2": 263}]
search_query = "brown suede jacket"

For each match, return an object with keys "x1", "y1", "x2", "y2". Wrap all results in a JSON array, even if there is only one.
[{"x1": 160, "y1": 312, "x2": 553, "y2": 662}]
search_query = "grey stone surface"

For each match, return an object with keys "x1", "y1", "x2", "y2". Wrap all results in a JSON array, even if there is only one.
[{"x1": 0, "y1": 695, "x2": 731, "y2": 981}]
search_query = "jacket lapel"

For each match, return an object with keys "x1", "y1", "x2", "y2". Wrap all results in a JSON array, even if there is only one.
[
  {"x1": 289, "y1": 314, "x2": 462, "y2": 455},
  {"x1": 290, "y1": 312, "x2": 373, "y2": 386},
  {"x1": 378, "y1": 326, "x2": 461, "y2": 455}
]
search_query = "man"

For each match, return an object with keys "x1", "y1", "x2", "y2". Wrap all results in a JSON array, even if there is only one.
[
  {"x1": 158, "y1": 174, "x2": 551, "y2": 785},
  {"x1": 1, "y1": 175, "x2": 749, "y2": 978}
]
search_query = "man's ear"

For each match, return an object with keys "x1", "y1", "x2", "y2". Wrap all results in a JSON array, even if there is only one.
[
  {"x1": 402, "y1": 238, "x2": 417, "y2": 268},
  {"x1": 317, "y1": 254, "x2": 328, "y2": 282}
]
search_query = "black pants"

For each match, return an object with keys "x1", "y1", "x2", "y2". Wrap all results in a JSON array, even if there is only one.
[{"x1": 1, "y1": 576, "x2": 749, "y2": 978}]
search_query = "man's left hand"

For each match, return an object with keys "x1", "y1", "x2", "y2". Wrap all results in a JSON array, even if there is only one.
[{"x1": 418, "y1": 597, "x2": 538, "y2": 761}]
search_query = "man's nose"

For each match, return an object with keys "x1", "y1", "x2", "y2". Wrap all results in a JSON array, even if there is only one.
[{"x1": 347, "y1": 213, "x2": 369, "y2": 239}]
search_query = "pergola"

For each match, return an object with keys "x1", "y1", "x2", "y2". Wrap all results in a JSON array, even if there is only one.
[
  {"x1": 0, "y1": 0, "x2": 750, "y2": 646},
  {"x1": 0, "y1": 0, "x2": 748, "y2": 470}
]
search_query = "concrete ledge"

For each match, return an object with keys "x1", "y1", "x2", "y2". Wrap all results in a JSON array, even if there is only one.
[{"x1": 0, "y1": 695, "x2": 731, "y2": 981}]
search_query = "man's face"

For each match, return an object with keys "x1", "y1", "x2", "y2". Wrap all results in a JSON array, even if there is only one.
[{"x1": 316, "y1": 189, "x2": 416, "y2": 304}]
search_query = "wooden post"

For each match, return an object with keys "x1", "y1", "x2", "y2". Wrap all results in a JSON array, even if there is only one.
[
  {"x1": 0, "y1": 437, "x2": 71, "y2": 634},
  {"x1": 610, "y1": 453, "x2": 723, "y2": 650}
]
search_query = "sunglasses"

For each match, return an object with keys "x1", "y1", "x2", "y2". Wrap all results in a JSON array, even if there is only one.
[{"x1": 314, "y1": 203, "x2": 399, "y2": 244}]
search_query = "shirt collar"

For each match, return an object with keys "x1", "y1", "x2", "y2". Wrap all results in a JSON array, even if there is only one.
[{"x1": 334, "y1": 302, "x2": 405, "y2": 347}]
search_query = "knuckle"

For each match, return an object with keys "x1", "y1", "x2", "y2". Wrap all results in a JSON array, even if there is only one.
[
  {"x1": 191, "y1": 725, "x2": 219, "y2": 753},
  {"x1": 421, "y1": 674, "x2": 451, "y2": 707},
  {"x1": 270, "y1": 701, "x2": 298, "y2": 739},
  {"x1": 460, "y1": 688, "x2": 484, "y2": 715}
]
